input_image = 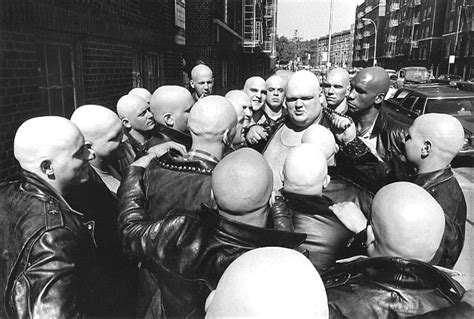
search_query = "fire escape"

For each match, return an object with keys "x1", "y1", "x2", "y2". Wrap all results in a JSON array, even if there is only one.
[{"x1": 243, "y1": 0, "x2": 262, "y2": 52}]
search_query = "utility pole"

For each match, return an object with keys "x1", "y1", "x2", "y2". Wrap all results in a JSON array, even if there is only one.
[{"x1": 327, "y1": 0, "x2": 334, "y2": 71}]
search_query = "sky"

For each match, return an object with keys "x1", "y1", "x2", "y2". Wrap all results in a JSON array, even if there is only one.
[{"x1": 277, "y1": 0, "x2": 364, "y2": 40}]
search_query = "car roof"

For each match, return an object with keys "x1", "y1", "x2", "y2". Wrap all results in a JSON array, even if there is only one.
[{"x1": 401, "y1": 86, "x2": 474, "y2": 98}]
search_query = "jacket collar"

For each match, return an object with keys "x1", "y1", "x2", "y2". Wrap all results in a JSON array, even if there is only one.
[
  {"x1": 412, "y1": 166, "x2": 454, "y2": 190},
  {"x1": 200, "y1": 205, "x2": 306, "y2": 248},
  {"x1": 155, "y1": 124, "x2": 192, "y2": 149},
  {"x1": 156, "y1": 150, "x2": 217, "y2": 175},
  {"x1": 20, "y1": 170, "x2": 84, "y2": 216},
  {"x1": 282, "y1": 190, "x2": 334, "y2": 217}
]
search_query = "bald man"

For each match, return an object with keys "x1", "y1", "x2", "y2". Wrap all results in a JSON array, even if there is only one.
[
  {"x1": 129, "y1": 87, "x2": 152, "y2": 104},
  {"x1": 263, "y1": 70, "x2": 330, "y2": 192},
  {"x1": 117, "y1": 148, "x2": 305, "y2": 318},
  {"x1": 225, "y1": 89, "x2": 252, "y2": 149},
  {"x1": 333, "y1": 113, "x2": 467, "y2": 268},
  {"x1": 190, "y1": 64, "x2": 214, "y2": 101},
  {"x1": 246, "y1": 75, "x2": 288, "y2": 152},
  {"x1": 205, "y1": 247, "x2": 328, "y2": 318},
  {"x1": 150, "y1": 85, "x2": 194, "y2": 149},
  {"x1": 322, "y1": 67, "x2": 350, "y2": 114},
  {"x1": 324, "y1": 182, "x2": 464, "y2": 317},
  {"x1": 1, "y1": 116, "x2": 100, "y2": 317},
  {"x1": 272, "y1": 144, "x2": 352, "y2": 271},
  {"x1": 243, "y1": 76, "x2": 267, "y2": 123}
]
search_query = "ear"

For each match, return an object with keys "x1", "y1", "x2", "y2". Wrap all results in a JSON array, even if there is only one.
[
  {"x1": 40, "y1": 160, "x2": 54, "y2": 178},
  {"x1": 421, "y1": 140, "x2": 432, "y2": 159},
  {"x1": 210, "y1": 189, "x2": 215, "y2": 202},
  {"x1": 366, "y1": 224, "x2": 376, "y2": 249},
  {"x1": 163, "y1": 113, "x2": 174, "y2": 127},
  {"x1": 279, "y1": 168, "x2": 285, "y2": 186},
  {"x1": 374, "y1": 92, "x2": 386, "y2": 104},
  {"x1": 323, "y1": 175, "x2": 331, "y2": 189},
  {"x1": 204, "y1": 290, "x2": 216, "y2": 313},
  {"x1": 222, "y1": 128, "x2": 231, "y2": 146},
  {"x1": 189, "y1": 79, "x2": 195, "y2": 89},
  {"x1": 121, "y1": 118, "x2": 132, "y2": 129}
]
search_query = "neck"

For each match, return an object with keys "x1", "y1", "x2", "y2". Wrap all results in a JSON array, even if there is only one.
[
  {"x1": 219, "y1": 206, "x2": 268, "y2": 228},
  {"x1": 284, "y1": 185, "x2": 323, "y2": 196},
  {"x1": 190, "y1": 140, "x2": 224, "y2": 161},
  {"x1": 252, "y1": 109, "x2": 263, "y2": 122},
  {"x1": 129, "y1": 129, "x2": 148, "y2": 145},
  {"x1": 417, "y1": 160, "x2": 449, "y2": 175},
  {"x1": 90, "y1": 156, "x2": 111, "y2": 172},
  {"x1": 355, "y1": 107, "x2": 378, "y2": 131},
  {"x1": 264, "y1": 103, "x2": 282, "y2": 119}
]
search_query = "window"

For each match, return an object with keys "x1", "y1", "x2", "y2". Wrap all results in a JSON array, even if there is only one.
[
  {"x1": 38, "y1": 42, "x2": 76, "y2": 118},
  {"x1": 132, "y1": 51, "x2": 163, "y2": 92},
  {"x1": 412, "y1": 98, "x2": 426, "y2": 114},
  {"x1": 146, "y1": 52, "x2": 162, "y2": 92}
]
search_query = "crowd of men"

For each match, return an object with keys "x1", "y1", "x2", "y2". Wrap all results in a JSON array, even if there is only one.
[{"x1": 1, "y1": 63, "x2": 473, "y2": 318}]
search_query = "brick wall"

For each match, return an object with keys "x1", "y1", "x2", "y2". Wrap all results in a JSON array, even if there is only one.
[{"x1": 0, "y1": 0, "x2": 183, "y2": 180}]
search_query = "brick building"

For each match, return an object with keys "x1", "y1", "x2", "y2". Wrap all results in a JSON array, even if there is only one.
[
  {"x1": 0, "y1": 0, "x2": 185, "y2": 179},
  {"x1": 317, "y1": 29, "x2": 354, "y2": 68}
]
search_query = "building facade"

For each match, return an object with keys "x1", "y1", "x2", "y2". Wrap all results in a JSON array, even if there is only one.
[
  {"x1": 353, "y1": 0, "x2": 386, "y2": 67},
  {"x1": 317, "y1": 29, "x2": 353, "y2": 68}
]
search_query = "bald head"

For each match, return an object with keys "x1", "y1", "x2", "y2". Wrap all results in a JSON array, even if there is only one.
[
  {"x1": 286, "y1": 70, "x2": 322, "y2": 128},
  {"x1": 205, "y1": 247, "x2": 328, "y2": 318},
  {"x1": 356, "y1": 67, "x2": 390, "y2": 95},
  {"x1": 188, "y1": 95, "x2": 237, "y2": 145},
  {"x1": 323, "y1": 68, "x2": 350, "y2": 109},
  {"x1": 283, "y1": 144, "x2": 328, "y2": 196},
  {"x1": 190, "y1": 64, "x2": 214, "y2": 98},
  {"x1": 71, "y1": 105, "x2": 124, "y2": 160},
  {"x1": 212, "y1": 148, "x2": 273, "y2": 215},
  {"x1": 14, "y1": 116, "x2": 92, "y2": 193},
  {"x1": 301, "y1": 124, "x2": 337, "y2": 161},
  {"x1": 225, "y1": 90, "x2": 249, "y2": 123},
  {"x1": 244, "y1": 76, "x2": 266, "y2": 112},
  {"x1": 129, "y1": 87, "x2": 151, "y2": 104},
  {"x1": 406, "y1": 113, "x2": 465, "y2": 169},
  {"x1": 368, "y1": 182, "x2": 445, "y2": 262},
  {"x1": 117, "y1": 94, "x2": 155, "y2": 132},
  {"x1": 347, "y1": 67, "x2": 390, "y2": 115},
  {"x1": 265, "y1": 75, "x2": 286, "y2": 110},
  {"x1": 150, "y1": 85, "x2": 194, "y2": 132}
]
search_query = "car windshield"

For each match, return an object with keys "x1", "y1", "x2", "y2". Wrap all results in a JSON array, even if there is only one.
[{"x1": 427, "y1": 98, "x2": 474, "y2": 115}]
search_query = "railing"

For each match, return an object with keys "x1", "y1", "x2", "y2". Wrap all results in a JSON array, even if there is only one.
[
  {"x1": 390, "y1": 3, "x2": 400, "y2": 12},
  {"x1": 363, "y1": 43, "x2": 370, "y2": 49},
  {"x1": 363, "y1": 31, "x2": 371, "y2": 37},
  {"x1": 388, "y1": 35, "x2": 397, "y2": 43},
  {"x1": 389, "y1": 19, "x2": 399, "y2": 27}
]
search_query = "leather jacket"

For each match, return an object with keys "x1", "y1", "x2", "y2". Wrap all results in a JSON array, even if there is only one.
[
  {"x1": 1, "y1": 171, "x2": 100, "y2": 318},
  {"x1": 281, "y1": 191, "x2": 353, "y2": 272},
  {"x1": 143, "y1": 150, "x2": 217, "y2": 221},
  {"x1": 152, "y1": 124, "x2": 192, "y2": 150},
  {"x1": 323, "y1": 257, "x2": 465, "y2": 318},
  {"x1": 117, "y1": 166, "x2": 306, "y2": 318}
]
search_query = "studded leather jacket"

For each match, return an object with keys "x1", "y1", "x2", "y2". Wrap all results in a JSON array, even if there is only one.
[
  {"x1": 324, "y1": 257, "x2": 465, "y2": 318},
  {"x1": 0, "y1": 171, "x2": 100, "y2": 318},
  {"x1": 118, "y1": 166, "x2": 306, "y2": 318}
]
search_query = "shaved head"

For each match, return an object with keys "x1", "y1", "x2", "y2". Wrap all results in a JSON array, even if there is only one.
[
  {"x1": 212, "y1": 148, "x2": 273, "y2": 214},
  {"x1": 205, "y1": 247, "x2": 328, "y2": 318},
  {"x1": 368, "y1": 182, "x2": 445, "y2": 262},
  {"x1": 323, "y1": 68, "x2": 350, "y2": 109},
  {"x1": 150, "y1": 85, "x2": 194, "y2": 132},
  {"x1": 117, "y1": 94, "x2": 155, "y2": 132},
  {"x1": 283, "y1": 144, "x2": 328, "y2": 195},
  {"x1": 71, "y1": 104, "x2": 124, "y2": 160},
  {"x1": 265, "y1": 75, "x2": 286, "y2": 110},
  {"x1": 243, "y1": 76, "x2": 266, "y2": 112},
  {"x1": 356, "y1": 67, "x2": 390, "y2": 96},
  {"x1": 225, "y1": 90, "x2": 248, "y2": 123},
  {"x1": 301, "y1": 124, "x2": 337, "y2": 161},
  {"x1": 14, "y1": 116, "x2": 92, "y2": 193},
  {"x1": 129, "y1": 87, "x2": 151, "y2": 104},
  {"x1": 190, "y1": 64, "x2": 214, "y2": 98},
  {"x1": 188, "y1": 95, "x2": 237, "y2": 144},
  {"x1": 347, "y1": 67, "x2": 390, "y2": 115},
  {"x1": 405, "y1": 113, "x2": 465, "y2": 169}
]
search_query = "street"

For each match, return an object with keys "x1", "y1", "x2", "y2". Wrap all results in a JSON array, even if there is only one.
[{"x1": 453, "y1": 167, "x2": 474, "y2": 290}]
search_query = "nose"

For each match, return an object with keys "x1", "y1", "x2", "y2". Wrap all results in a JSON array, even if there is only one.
[
  {"x1": 87, "y1": 148, "x2": 96, "y2": 161},
  {"x1": 347, "y1": 88, "x2": 355, "y2": 100},
  {"x1": 146, "y1": 109, "x2": 154, "y2": 119},
  {"x1": 203, "y1": 83, "x2": 209, "y2": 90},
  {"x1": 328, "y1": 86, "x2": 335, "y2": 94},
  {"x1": 295, "y1": 99, "x2": 303, "y2": 107},
  {"x1": 273, "y1": 90, "x2": 278, "y2": 96}
]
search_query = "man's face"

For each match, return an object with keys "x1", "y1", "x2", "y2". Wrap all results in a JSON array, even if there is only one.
[
  {"x1": 346, "y1": 73, "x2": 378, "y2": 115},
  {"x1": 191, "y1": 70, "x2": 214, "y2": 98},
  {"x1": 285, "y1": 81, "x2": 322, "y2": 128},
  {"x1": 91, "y1": 120, "x2": 124, "y2": 160},
  {"x1": 265, "y1": 77, "x2": 286, "y2": 111},
  {"x1": 244, "y1": 79, "x2": 267, "y2": 112},
  {"x1": 403, "y1": 122, "x2": 424, "y2": 165},
  {"x1": 322, "y1": 72, "x2": 349, "y2": 108},
  {"x1": 52, "y1": 133, "x2": 94, "y2": 189},
  {"x1": 128, "y1": 100, "x2": 156, "y2": 132}
]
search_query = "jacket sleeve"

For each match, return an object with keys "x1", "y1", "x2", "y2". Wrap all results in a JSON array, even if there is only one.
[{"x1": 12, "y1": 228, "x2": 84, "y2": 318}]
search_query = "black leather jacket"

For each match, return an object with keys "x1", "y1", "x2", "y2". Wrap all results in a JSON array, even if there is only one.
[
  {"x1": 153, "y1": 124, "x2": 192, "y2": 150},
  {"x1": 323, "y1": 257, "x2": 465, "y2": 318},
  {"x1": 1, "y1": 171, "x2": 100, "y2": 318},
  {"x1": 118, "y1": 166, "x2": 306, "y2": 318}
]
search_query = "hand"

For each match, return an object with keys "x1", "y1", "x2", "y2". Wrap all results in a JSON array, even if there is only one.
[
  {"x1": 246, "y1": 125, "x2": 269, "y2": 144},
  {"x1": 333, "y1": 120, "x2": 357, "y2": 145},
  {"x1": 329, "y1": 202, "x2": 367, "y2": 234},
  {"x1": 148, "y1": 141, "x2": 186, "y2": 157}
]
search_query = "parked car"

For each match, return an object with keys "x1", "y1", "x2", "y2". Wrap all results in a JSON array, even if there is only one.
[
  {"x1": 435, "y1": 74, "x2": 463, "y2": 86},
  {"x1": 384, "y1": 86, "x2": 474, "y2": 156},
  {"x1": 390, "y1": 66, "x2": 430, "y2": 88}
]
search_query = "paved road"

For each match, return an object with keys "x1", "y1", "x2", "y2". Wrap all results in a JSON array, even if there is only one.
[{"x1": 453, "y1": 167, "x2": 474, "y2": 290}]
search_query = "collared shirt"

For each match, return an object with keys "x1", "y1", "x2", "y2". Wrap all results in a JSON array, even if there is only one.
[{"x1": 358, "y1": 113, "x2": 383, "y2": 161}]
